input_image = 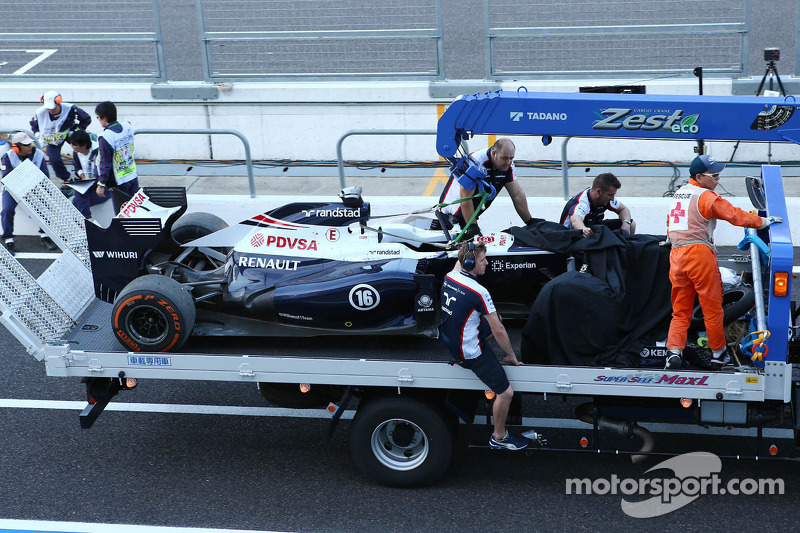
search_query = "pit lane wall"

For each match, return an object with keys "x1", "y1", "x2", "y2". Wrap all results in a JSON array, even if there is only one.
[{"x1": 2, "y1": 79, "x2": 800, "y2": 163}]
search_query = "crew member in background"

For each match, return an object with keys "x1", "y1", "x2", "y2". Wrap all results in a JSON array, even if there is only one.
[
  {"x1": 1, "y1": 132, "x2": 56, "y2": 254},
  {"x1": 665, "y1": 155, "x2": 782, "y2": 370},
  {"x1": 438, "y1": 138, "x2": 533, "y2": 238},
  {"x1": 67, "y1": 129, "x2": 110, "y2": 219},
  {"x1": 30, "y1": 90, "x2": 91, "y2": 183},
  {"x1": 440, "y1": 242, "x2": 529, "y2": 451},
  {"x1": 560, "y1": 172, "x2": 636, "y2": 236},
  {"x1": 94, "y1": 101, "x2": 139, "y2": 212}
]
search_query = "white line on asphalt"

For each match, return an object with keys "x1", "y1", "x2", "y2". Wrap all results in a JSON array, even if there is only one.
[
  {"x1": 0, "y1": 398, "x2": 793, "y2": 438},
  {"x1": 0, "y1": 519, "x2": 288, "y2": 533}
]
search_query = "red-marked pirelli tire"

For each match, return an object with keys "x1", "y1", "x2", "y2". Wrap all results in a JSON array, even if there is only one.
[{"x1": 112, "y1": 274, "x2": 196, "y2": 352}]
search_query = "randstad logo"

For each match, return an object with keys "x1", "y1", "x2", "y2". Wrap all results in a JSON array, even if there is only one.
[{"x1": 566, "y1": 452, "x2": 784, "y2": 517}]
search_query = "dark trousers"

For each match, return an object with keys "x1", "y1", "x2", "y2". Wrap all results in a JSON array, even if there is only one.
[
  {"x1": 2, "y1": 189, "x2": 44, "y2": 240},
  {"x1": 45, "y1": 143, "x2": 70, "y2": 181},
  {"x1": 72, "y1": 185, "x2": 111, "y2": 219},
  {"x1": 1, "y1": 189, "x2": 16, "y2": 240}
]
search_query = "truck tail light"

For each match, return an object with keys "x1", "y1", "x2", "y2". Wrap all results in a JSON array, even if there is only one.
[
  {"x1": 773, "y1": 272, "x2": 789, "y2": 297},
  {"x1": 485, "y1": 390, "x2": 495, "y2": 400},
  {"x1": 299, "y1": 383, "x2": 311, "y2": 393}
]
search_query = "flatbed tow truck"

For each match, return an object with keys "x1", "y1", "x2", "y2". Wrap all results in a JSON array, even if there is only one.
[{"x1": 1, "y1": 91, "x2": 798, "y2": 487}]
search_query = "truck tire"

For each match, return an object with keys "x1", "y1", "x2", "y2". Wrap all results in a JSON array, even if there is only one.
[
  {"x1": 112, "y1": 274, "x2": 196, "y2": 352},
  {"x1": 690, "y1": 287, "x2": 755, "y2": 331},
  {"x1": 349, "y1": 396, "x2": 454, "y2": 487},
  {"x1": 170, "y1": 212, "x2": 230, "y2": 270}
]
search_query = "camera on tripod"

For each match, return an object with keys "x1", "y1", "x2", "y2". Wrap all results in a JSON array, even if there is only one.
[{"x1": 764, "y1": 48, "x2": 780, "y2": 62}]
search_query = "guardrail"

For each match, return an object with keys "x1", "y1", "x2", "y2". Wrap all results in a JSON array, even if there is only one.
[
  {"x1": 336, "y1": 130, "x2": 439, "y2": 189},
  {"x1": 134, "y1": 128, "x2": 255, "y2": 198}
]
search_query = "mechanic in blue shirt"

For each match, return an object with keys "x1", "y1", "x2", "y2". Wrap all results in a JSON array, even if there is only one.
[
  {"x1": 1, "y1": 132, "x2": 55, "y2": 255},
  {"x1": 67, "y1": 129, "x2": 110, "y2": 219},
  {"x1": 440, "y1": 241, "x2": 529, "y2": 451},
  {"x1": 560, "y1": 172, "x2": 636, "y2": 237},
  {"x1": 438, "y1": 138, "x2": 533, "y2": 238},
  {"x1": 30, "y1": 90, "x2": 91, "y2": 183},
  {"x1": 94, "y1": 101, "x2": 140, "y2": 212}
]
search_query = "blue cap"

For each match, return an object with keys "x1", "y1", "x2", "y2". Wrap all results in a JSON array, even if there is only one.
[{"x1": 690, "y1": 155, "x2": 726, "y2": 176}]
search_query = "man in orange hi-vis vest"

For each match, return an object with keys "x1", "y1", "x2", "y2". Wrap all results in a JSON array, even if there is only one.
[{"x1": 665, "y1": 155, "x2": 783, "y2": 370}]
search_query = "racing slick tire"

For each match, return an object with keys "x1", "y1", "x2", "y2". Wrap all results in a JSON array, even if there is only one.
[
  {"x1": 112, "y1": 274, "x2": 196, "y2": 352},
  {"x1": 170, "y1": 212, "x2": 230, "y2": 270},
  {"x1": 690, "y1": 286, "x2": 755, "y2": 331},
  {"x1": 349, "y1": 396, "x2": 454, "y2": 487}
]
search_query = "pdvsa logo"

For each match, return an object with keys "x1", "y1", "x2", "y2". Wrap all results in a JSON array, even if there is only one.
[{"x1": 594, "y1": 108, "x2": 700, "y2": 134}]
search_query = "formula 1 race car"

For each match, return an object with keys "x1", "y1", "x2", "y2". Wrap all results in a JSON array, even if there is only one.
[{"x1": 88, "y1": 186, "x2": 569, "y2": 352}]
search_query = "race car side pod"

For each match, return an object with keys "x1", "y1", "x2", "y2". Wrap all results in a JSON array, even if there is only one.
[{"x1": 575, "y1": 403, "x2": 655, "y2": 464}]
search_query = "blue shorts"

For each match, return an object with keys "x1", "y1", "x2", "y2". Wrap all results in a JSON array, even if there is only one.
[{"x1": 459, "y1": 348, "x2": 510, "y2": 395}]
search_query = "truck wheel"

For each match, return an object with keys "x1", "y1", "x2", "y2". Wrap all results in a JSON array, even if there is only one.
[
  {"x1": 349, "y1": 396, "x2": 454, "y2": 487},
  {"x1": 691, "y1": 287, "x2": 755, "y2": 330},
  {"x1": 170, "y1": 212, "x2": 230, "y2": 270},
  {"x1": 112, "y1": 274, "x2": 196, "y2": 352}
]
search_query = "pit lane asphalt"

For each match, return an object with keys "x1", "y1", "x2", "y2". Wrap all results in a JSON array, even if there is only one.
[{"x1": 1, "y1": 243, "x2": 799, "y2": 532}]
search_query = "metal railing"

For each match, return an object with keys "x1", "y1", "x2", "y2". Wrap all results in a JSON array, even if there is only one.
[
  {"x1": 336, "y1": 130, "x2": 438, "y2": 189},
  {"x1": 0, "y1": 0, "x2": 166, "y2": 80},
  {"x1": 197, "y1": 0, "x2": 445, "y2": 80},
  {"x1": 134, "y1": 129, "x2": 255, "y2": 198},
  {"x1": 485, "y1": 0, "x2": 750, "y2": 78}
]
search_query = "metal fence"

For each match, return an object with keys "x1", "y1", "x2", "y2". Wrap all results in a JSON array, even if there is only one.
[
  {"x1": 198, "y1": 0, "x2": 445, "y2": 79},
  {"x1": 0, "y1": 0, "x2": 166, "y2": 80},
  {"x1": 486, "y1": 0, "x2": 750, "y2": 78}
]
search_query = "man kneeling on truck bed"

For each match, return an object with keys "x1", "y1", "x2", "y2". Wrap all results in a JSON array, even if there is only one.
[{"x1": 439, "y1": 242, "x2": 528, "y2": 451}]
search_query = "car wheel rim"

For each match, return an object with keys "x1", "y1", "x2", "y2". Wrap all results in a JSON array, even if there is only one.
[
  {"x1": 126, "y1": 304, "x2": 169, "y2": 345},
  {"x1": 370, "y1": 418, "x2": 428, "y2": 471}
]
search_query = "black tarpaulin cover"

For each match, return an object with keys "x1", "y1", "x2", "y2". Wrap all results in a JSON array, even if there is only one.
[{"x1": 514, "y1": 220, "x2": 671, "y2": 367}]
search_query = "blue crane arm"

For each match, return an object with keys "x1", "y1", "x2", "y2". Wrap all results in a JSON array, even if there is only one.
[{"x1": 436, "y1": 90, "x2": 800, "y2": 159}]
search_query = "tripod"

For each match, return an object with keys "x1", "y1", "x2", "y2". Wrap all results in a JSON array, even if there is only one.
[
  {"x1": 755, "y1": 59, "x2": 786, "y2": 97},
  {"x1": 729, "y1": 59, "x2": 786, "y2": 164}
]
